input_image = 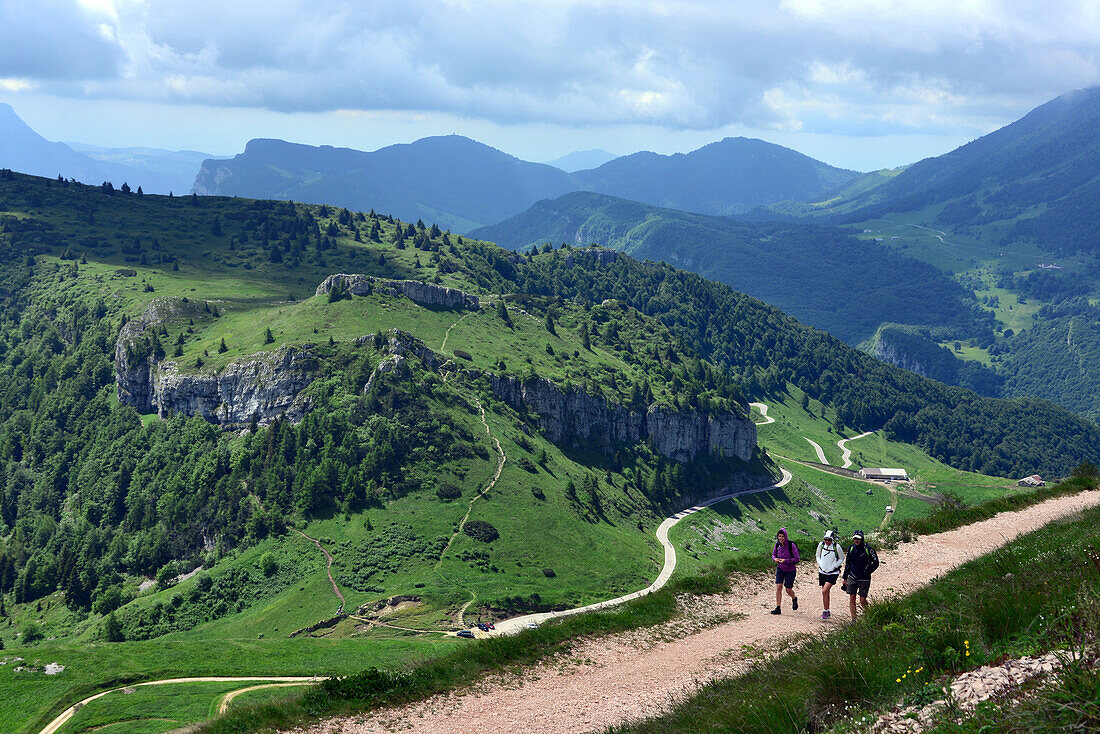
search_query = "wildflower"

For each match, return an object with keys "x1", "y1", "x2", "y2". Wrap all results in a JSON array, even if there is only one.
[{"x1": 896, "y1": 678, "x2": 901, "y2": 682}]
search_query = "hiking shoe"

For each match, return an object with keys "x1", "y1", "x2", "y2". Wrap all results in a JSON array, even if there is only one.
[
  {"x1": 770, "y1": 606, "x2": 781, "y2": 615},
  {"x1": 792, "y1": 596, "x2": 799, "y2": 610},
  {"x1": 822, "y1": 610, "x2": 830, "y2": 620}
]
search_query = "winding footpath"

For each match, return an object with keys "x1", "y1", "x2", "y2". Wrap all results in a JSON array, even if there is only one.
[
  {"x1": 803, "y1": 437, "x2": 829, "y2": 465},
  {"x1": 493, "y1": 468, "x2": 793, "y2": 635},
  {"x1": 305, "y1": 490, "x2": 1100, "y2": 734},
  {"x1": 291, "y1": 528, "x2": 346, "y2": 615},
  {"x1": 749, "y1": 402, "x2": 774, "y2": 425},
  {"x1": 39, "y1": 677, "x2": 320, "y2": 734},
  {"x1": 837, "y1": 430, "x2": 875, "y2": 469},
  {"x1": 433, "y1": 393, "x2": 507, "y2": 627}
]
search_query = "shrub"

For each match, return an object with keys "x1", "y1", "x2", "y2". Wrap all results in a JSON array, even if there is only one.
[
  {"x1": 463, "y1": 520, "x2": 499, "y2": 543},
  {"x1": 453, "y1": 349, "x2": 473, "y2": 361},
  {"x1": 542, "y1": 568, "x2": 556, "y2": 578},
  {"x1": 436, "y1": 483, "x2": 462, "y2": 501},
  {"x1": 260, "y1": 552, "x2": 278, "y2": 577}
]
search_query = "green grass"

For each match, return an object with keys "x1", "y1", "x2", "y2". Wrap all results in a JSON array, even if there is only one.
[
  {"x1": 4, "y1": 636, "x2": 460, "y2": 734},
  {"x1": 611, "y1": 476, "x2": 1100, "y2": 733},
  {"x1": 57, "y1": 681, "x2": 253, "y2": 734}
]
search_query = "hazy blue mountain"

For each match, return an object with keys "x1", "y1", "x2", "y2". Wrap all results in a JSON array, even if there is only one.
[
  {"x1": 472, "y1": 191, "x2": 991, "y2": 344},
  {"x1": 544, "y1": 149, "x2": 618, "y2": 172},
  {"x1": 68, "y1": 143, "x2": 223, "y2": 195},
  {"x1": 0, "y1": 103, "x2": 211, "y2": 194},
  {"x1": 192, "y1": 135, "x2": 577, "y2": 233},
  {"x1": 571, "y1": 137, "x2": 860, "y2": 216},
  {"x1": 193, "y1": 135, "x2": 859, "y2": 233}
]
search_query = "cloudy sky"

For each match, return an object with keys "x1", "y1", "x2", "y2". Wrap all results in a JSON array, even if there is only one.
[{"x1": 1, "y1": 0, "x2": 1098, "y2": 170}]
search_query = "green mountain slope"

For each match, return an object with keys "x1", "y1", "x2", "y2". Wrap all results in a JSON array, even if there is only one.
[
  {"x1": 0, "y1": 171, "x2": 1096, "y2": 731},
  {"x1": 472, "y1": 191, "x2": 992, "y2": 345}
]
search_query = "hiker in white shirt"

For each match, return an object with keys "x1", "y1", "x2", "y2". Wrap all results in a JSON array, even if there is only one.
[{"x1": 815, "y1": 529, "x2": 845, "y2": 620}]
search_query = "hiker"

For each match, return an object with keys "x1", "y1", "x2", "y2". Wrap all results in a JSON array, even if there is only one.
[
  {"x1": 841, "y1": 530, "x2": 879, "y2": 618},
  {"x1": 815, "y1": 529, "x2": 845, "y2": 620},
  {"x1": 770, "y1": 528, "x2": 799, "y2": 614}
]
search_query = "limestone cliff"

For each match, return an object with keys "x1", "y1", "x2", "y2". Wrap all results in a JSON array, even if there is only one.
[
  {"x1": 115, "y1": 307, "x2": 756, "y2": 464},
  {"x1": 488, "y1": 373, "x2": 755, "y2": 462},
  {"x1": 115, "y1": 298, "x2": 318, "y2": 428},
  {"x1": 315, "y1": 274, "x2": 479, "y2": 310}
]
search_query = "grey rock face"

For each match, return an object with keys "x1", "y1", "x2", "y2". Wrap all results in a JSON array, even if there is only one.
[
  {"x1": 489, "y1": 374, "x2": 755, "y2": 463},
  {"x1": 315, "y1": 274, "x2": 479, "y2": 310},
  {"x1": 115, "y1": 298, "x2": 318, "y2": 428}
]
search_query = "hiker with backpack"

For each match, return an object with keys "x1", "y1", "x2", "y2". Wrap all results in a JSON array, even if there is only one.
[
  {"x1": 841, "y1": 530, "x2": 879, "y2": 618},
  {"x1": 815, "y1": 529, "x2": 845, "y2": 620},
  {"x1": 770, "y1": 528, "x2": 800, "y2": 614}
]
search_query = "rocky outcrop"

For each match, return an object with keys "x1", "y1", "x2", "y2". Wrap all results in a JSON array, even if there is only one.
[
  {"x1": 489, "y1": 374, "x2": 755, "y2": 463},
  {"x1": 564, "y1": 248, "x2": 618, "y2": 268},
  {"x1": 115, "y1": 298, "x2": 318, "y2": 428},
  {"x1": 316, "y1": 274, "x2": 479, "y2": 310}
]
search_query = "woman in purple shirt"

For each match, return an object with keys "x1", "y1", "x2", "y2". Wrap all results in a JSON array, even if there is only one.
[{"x1": 770, "y1": 527, "x2": 800, "y2": 615}]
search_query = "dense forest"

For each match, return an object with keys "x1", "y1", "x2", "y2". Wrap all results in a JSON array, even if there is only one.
[
  {"x1": 474, "y1": 192, "x2": 993, "y2": 345},
  {"x1": 504, "y1": 251, "x2": 1100, "y2": 478}
]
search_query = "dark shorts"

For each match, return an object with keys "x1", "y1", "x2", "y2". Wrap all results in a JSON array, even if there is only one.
[
  {"x1": 818, "y1": 572, "x2": 840, "y2": 587},
  {"x1": 775, "y1": 567, "x2": 796, "y2": 588},
  {"x1": 845, "y1": 578, "x2": 871, "y2": 597}
]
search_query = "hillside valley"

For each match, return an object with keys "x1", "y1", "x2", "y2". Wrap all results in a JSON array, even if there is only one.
[{"x1": 0, "y1": 171, "x2": 1096, "y2": 733}]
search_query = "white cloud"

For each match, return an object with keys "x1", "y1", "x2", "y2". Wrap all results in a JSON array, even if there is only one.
[{"x1": 1, "y1": 0, "x2": 1097, "y2": 138}]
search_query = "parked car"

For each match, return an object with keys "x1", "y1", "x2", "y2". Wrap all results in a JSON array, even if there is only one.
[
  {"x1": 456, "y1": 629, "x2": 475, "y2": 638},
  {"x1": 476, "y1": 622, "x2": 490, "y2": 632},
  {"x1": 527, "y1": 621, "x2": 540, "y2": 629}
]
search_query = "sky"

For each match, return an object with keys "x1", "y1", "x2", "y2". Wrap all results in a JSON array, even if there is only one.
[{"x1": 1, "y1": 0, "x2": 1098, "y2": 171}]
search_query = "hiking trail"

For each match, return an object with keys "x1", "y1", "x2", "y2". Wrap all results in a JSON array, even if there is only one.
[
  {"x1": 837, "y1": 430, "x2": 875, "y2": 469},
  {"x1": 291, "y1": 528, "x2": 345, "y2": 615},
  {"x1": 304, "y1": 490, "x2": 1100, "y2": 734}
]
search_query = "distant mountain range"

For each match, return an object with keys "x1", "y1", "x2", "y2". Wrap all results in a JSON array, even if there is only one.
[
  {"x1": 193, "y1": 135, "x2": 860, "y2": 233},
  {"x1": 0, "y1": 103, "x2": 218, "y2": 194},
  {"x1": 544, "y1": 149, "x2": 618, "y2": 171},
  {"x1": 472, "y1": 191, "x2": 991, "y2": 345},
  {"x1": 192, "y1": 135, "x2": 577, "y2": 234}
]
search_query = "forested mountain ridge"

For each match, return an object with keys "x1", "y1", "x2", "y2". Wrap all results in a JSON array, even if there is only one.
[
  {"x1": 763, "y1": 86, "x2": 1100, "y2": 257},
  {"x1": 571, "y1": 136, "x2": 859, "y2": 216},
  {"x1": 191, "y1": 136, "x2": 578, "y2": 234},
  {"x1": 192, "y1": 135, "x2": 859, "y2": 234},
  {"x1": 472, "y1": 191, "x2": 993, "y2": 345}
]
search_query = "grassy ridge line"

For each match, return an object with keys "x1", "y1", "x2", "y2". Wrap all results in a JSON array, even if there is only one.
[
  {"x1": 609, "y1": 474, "x2": 1100, "y2": 734},
  {"x1": 195, "y1": 475, "x2": 1094, "y2": 734}
]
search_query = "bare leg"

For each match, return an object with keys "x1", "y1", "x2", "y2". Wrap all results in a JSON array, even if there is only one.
[
  {"x1": 775, "y1": 584, "x2": 783, "y2": 608},
  {"x1": 849, "y1": 593, "x2": 858, "y2": 618},
  {"x1": 859, "y1": 595, "x2": 870, "y2": 613},
  {"x1": 822, "y1": 582, "x2": 833, "y2": 611},
  {"x1": 785, "y1": 586, "x2": 797, "y2": 600}
]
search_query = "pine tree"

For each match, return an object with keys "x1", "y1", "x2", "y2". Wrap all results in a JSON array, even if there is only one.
[
  {"x1": 218, "y1": 338, "x2": 228, "y2": 354},
  {"x1": 264, "y1": 327, "x2": 274, "y2": 344}
]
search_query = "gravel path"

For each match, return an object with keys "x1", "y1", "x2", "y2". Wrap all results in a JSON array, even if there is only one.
[
  {"x1": 804, "y1": 436, "x2": 829, "y2": 464},
  {"x1": 749, "y1": 402, "x2": 774, "y2": 425},
  {"x1": 837, "y1": 430, "x2": 875, "y2": 469},
  {"x1": 301, "y1": 490, "x2": 1100, "y2": 734},
  {"x1": 291, "y1": 528, "x2": 346, "y2": 615}
]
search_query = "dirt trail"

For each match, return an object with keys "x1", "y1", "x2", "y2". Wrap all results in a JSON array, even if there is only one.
[
  {"x1": 433, "y1": 394, "x2": 507, "y2": 627},
  {"x1": 302, "y1": 490, "x2": 1100, "y2": 734},
  {"x1": 38, "y1": 677, "x2": 318, "y2": 734},
  {"x1": 291, "y1": 528, "x2": 346, "y2": 614}
]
